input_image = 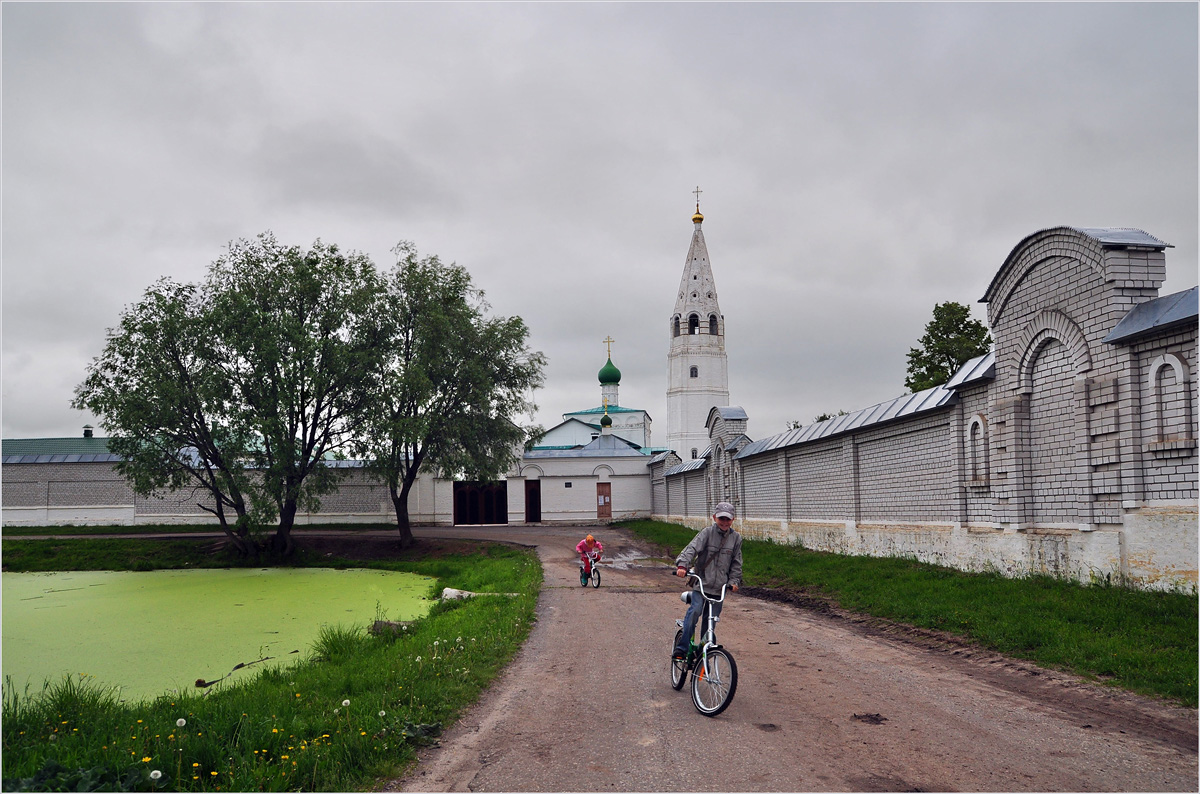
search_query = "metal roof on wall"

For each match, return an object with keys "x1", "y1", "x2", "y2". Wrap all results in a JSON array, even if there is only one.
[
  {"x1": 1104, "y1": 287, "x2": 1198, "y2": 345},
  {"x1": 1071, "y1": 227, "x2": 1171, "y2": 248},
  {"x1": 664, "y1": 457, "x2": 708, "y2": 477},
  {"x1": 944, "y1": 352, "x2": 995, "y2": 390},
  {"x1": 2, "y1": 437, "x2": 115, "y2": 456},
  {"x1": 734, "y1": 382, "x2": 959, "y2": 462}
]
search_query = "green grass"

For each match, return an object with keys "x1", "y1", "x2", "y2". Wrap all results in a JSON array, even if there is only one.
[
  {"x1": 2, "y1": 538, "x2": 542, "y2": 792},
  {"x1": 619, "y1": 518, "x2": 1199, "y2": 707}
]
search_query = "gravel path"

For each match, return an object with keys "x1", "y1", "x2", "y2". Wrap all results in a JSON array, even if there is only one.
[{"x1": 387, "y1": 525, "x2": 1196, "y2": 792}]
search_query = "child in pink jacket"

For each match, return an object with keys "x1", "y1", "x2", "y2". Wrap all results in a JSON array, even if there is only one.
[{"x1": 576, "y1": 534, "x2": 603, "y2": 575}]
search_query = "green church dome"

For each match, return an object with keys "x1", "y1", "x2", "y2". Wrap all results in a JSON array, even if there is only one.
[
  {"x1": 598, "y1": 357, "x2": 621, "y2": 385},
  {"x1": 600, "y1": 413, "x2": 613, "y2": 428}
]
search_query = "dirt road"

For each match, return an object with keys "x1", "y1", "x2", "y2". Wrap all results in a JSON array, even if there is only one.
[{"x1": 384, "y1": 525, "x2": 1196, "y2": 792}]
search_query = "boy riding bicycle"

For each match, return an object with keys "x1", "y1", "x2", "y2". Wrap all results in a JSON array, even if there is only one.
[{"x1": 672, "y1": 502, "x2": 742, "y2": 659}]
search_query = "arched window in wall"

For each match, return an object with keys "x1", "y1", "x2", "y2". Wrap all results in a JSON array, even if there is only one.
[
  {"x1": 691, "y1": 448, "x2": 698, "y2": 459},
  {"x1": 688, "y1": 314, "x2": 699, "y2": 335},
  {"x1": 672, "y1": 316, "x2": 680, "y2": 337},
  {"x1": 689, "y1": 366, "x2": 698, "y2": 378},
  {"x1": 709, "y1": 314, "x2": 719, "y2": 335}
]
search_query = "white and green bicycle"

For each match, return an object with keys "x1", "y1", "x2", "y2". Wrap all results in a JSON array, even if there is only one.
[{"x1": 670, "y1": 570, "x2": 738, "y2": 716}]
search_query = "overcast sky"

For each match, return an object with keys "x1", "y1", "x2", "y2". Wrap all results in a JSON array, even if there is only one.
[{"x1": 4, "y1": 2, "x2": 1197, "y2": 446}]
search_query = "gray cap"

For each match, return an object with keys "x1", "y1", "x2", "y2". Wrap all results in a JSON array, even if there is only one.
[{"x1": 713, "y1": 501, "x2": 736, "y2": 519}]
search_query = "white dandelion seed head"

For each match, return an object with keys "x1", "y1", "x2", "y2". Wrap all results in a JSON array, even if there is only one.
[
  {"x1": 379, "y1": 710, "x2": 386, "y2": 717},
  {"x1": 150, "y1": 770, "x2": 162, "y2": 780},
  {"x1": 415, "y1": 656, "x2": 422, "y2": 662},
  {"x1": 176, "y1": 718, "x2": 186, "y2": 727},
  {"x1": 342, "y1": 699, "x2": 350, "y2": 707},
  {"x1": 333, "y1": 708, "x2": 339, "y2": 715}
]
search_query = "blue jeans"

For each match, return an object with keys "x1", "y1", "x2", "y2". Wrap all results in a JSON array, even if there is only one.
[{"x1": 673, "y1": 590, "x2": 723, "y2": 656}]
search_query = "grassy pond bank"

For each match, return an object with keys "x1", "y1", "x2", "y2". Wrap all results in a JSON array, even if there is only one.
[{"x1": 2, "y1": 533, "x2": 541, "y2": 792}]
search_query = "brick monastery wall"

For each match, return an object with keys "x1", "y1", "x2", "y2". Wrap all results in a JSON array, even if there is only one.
[{"x1": 655, "y1": 228, "x2": 1197, "y2": 591}]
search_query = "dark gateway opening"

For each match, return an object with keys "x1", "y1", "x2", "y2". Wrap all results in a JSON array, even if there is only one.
[{"x1": 453, "y1": 481, "x2": 509, "y2": 525}]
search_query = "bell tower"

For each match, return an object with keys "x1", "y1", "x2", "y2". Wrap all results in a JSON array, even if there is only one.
[{"x1": 666, "y1": 190, "x2": 730, "y2": 459}]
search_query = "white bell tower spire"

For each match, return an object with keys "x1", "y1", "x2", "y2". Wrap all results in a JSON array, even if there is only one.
[{"x1": 666, "y1": 189, "x2": 730, "y2": 459}]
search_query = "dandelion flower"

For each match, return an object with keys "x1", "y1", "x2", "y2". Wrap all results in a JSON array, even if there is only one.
[
  {"x1": 142, "y1": 757, "x2": 151, "y2": 763},
  {"x1": 193, "y1": 763, "x2": 200, "y2": 768},
  {"x1": 433, "y1": 640, "x2": 439, "y2": 646},
  {"x1": 456, "y1": 637, "x2": 462, "y2": 643},
  {"x1": 272, "y1": 728, "x2": 279, "y2": 733},
  {"x1": 342, "y1": 699, "x2": 350, "y2": 707},
  {"x1": 379, "y1": 710, "x2": 386, "y2": 717},
  {"x1": 150, "y1": 770, "x2": 162, "y2": 780},
  {"x1": 211, "y1": 771, "x2": 218, "y2": 776},
  {"x1": 176, "y1": 718, "x2": 186, "y2": 727}
]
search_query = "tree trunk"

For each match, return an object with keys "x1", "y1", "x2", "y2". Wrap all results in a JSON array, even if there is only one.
[
  {"x1": 273, "y1": 501, "x2": 297, "y2": 556},
  {"x1": 204, "y1": 499, "x2": 254, "y2": 557},
  {"x1": 390, "y1": 482, "x2": 415, "y2": 549}
]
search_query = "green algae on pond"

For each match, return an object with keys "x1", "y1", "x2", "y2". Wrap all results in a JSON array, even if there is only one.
[{"x1": 2, "y1": 568, "x2": 435, "y2": 703}]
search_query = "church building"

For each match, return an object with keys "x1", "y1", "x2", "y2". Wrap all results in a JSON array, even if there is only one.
[{"x1": 528, "y1": 340, "x2": 653, "y2": 452}]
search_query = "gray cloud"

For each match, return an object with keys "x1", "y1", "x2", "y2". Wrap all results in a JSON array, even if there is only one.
[{"x1": 3, "y1": 2, "x2": 1195, "y2": 444}]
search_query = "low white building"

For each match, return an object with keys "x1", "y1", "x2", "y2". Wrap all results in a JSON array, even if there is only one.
[{"x1": 509, "y1": 414, "x2": 653, "y2": 524}]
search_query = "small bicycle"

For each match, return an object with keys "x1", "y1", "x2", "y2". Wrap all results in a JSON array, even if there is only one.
[
  {"x1": 579, "y1": 550, "x2": 602, "y2": 588},
  {"x1": 670, "y1": 570, "x2": 738, "y2": 716}
]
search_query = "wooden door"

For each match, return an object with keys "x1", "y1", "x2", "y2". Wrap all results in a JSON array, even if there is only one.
[{"x1": 596, "y1": 482, "x2": 612, "y2": 520}]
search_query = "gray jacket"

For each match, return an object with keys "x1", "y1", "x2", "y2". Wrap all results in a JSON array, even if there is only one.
[{"x1": 675, "y1": 524, "x2": 743, "y2": 590}]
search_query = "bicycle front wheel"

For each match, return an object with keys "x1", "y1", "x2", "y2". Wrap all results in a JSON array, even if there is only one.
[
  {"x1": 691, "y1": 647, "x2": 737, "y2": 716},
  {"x1": 590, "y1": 567, "x2": 601, "y2": 588},
  {"x1": 670, "y1": 629, "x2": 688, "y2": 690}
]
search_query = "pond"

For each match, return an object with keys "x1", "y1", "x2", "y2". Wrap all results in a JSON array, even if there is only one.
[{"x1": 2, "y1": 568, "x2": 435, "y2": 703}]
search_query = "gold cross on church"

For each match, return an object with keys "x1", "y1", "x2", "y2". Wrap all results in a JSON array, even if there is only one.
[
  {"x1": 693, "y1": 185, "x2": 702, "y2": 210},
  {"x1": 603, "y1": 336, "x2": 615, "y2": 357}
]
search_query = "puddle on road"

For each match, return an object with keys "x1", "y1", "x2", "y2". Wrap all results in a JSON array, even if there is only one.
[{"x1": 602, "y1": 549, "x2": 655, "y2": 570}]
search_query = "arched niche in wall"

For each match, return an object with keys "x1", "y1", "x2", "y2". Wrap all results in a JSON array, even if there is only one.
[
  {"x1": 966, "y1": 413, "x2": 990, "y2": 485},
  {"x1": 1146, "y1": 352, "x2": 1194, "y2": 444},
  {"x1": 1016, "y1": 309, "x2": 1092, "y2": 393}
]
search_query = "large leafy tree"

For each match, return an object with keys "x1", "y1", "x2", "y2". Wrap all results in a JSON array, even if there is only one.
[
  {"x1": 72, "y1": 279, "x2": 260, "y2": 555},
  {"x1": 904, "y1": 301, "x2": 992, "y2": 392},
  {"x1": 357, "y1": 242, "x2": 546, "y2": 547},
  {"x1": 205, "y1": 234, "x2": 387, "y2": 555}
]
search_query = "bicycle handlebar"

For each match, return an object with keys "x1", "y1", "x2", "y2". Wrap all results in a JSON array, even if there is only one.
[{"x1": 684, "y1": 569, "x2": 727, "y2": 603}]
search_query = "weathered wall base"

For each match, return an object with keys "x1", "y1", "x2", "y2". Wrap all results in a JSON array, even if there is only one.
[{"x1": 656, "y1": 504, "x2": 1198, "y2": 592}]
